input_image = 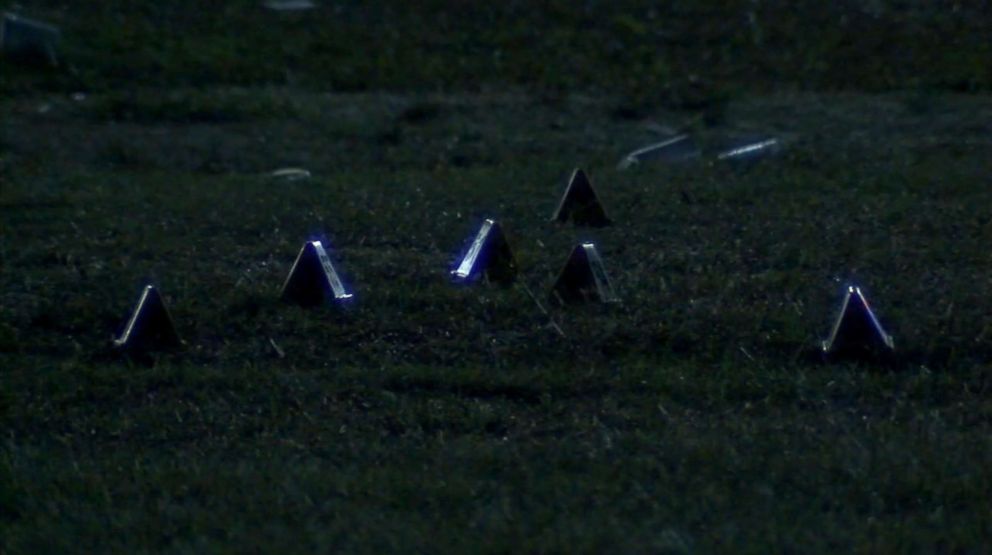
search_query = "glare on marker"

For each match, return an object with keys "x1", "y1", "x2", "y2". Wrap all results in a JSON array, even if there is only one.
[
  {"x1": 281, "y1": 240, "x2": 354, "y2": 307},
  {"x1": 113, "y1": 285, "x2": 181, "y2": 352},
  {"x1": 550, "y1": 168, "x2": 612, "y2": 227},
  {"x1": 451, "y1": 219, "x2": 517, "y2": 285},
  {"x1": 549, "y1": 242, "x2": 619, "y2": 305},
  {"x1": 822, "y1": 285, "x2": 895, "y2": 359}
]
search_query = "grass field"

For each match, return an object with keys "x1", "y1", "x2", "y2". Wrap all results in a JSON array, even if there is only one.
[{"x1": 2, "y1": 2, "x2": 992, "y2": 553}]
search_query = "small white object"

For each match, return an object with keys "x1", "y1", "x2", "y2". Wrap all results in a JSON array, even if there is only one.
[
  {"x1": 270, "y1": 168, "x2": 311, "y2": 181},
  {"x1": 264, "y1": 0, "x2": 316, "y2": 11},
  {"x1": 617, "y1": 134, "x2": 701, "y2": 170},
  {"x1": 716, "y1": 138, "x2": 780, "y2": 162}
]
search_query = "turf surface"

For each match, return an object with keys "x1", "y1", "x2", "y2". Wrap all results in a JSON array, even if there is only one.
[{"x1": 2, "y1": 2, "x2": 991, "y2": 553}]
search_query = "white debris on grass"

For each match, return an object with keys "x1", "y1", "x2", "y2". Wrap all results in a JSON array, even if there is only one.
[
  {"x1": 269, "y1": 168, "x2": 312, "y2": 181},
  {"x1": 716, "y1": 138, "x2": 781, "y2": 162},
  {"x1": 617, "y1": 134, "x2": 701, "y2": 170},
  {"x1": 263, "y1": 0, "x2": 317, "y2": 11}
]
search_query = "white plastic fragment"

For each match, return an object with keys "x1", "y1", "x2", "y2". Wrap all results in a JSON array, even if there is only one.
[
  {"x1": 269, "y1": 168, "x2": 311, "y2": 181},
  {"x1": 264, "y1": 0, "x2": 317, "y2": 11},
  {"x1": 268, "y1": 337, "x2": 285, "y2": 358},
  {"x1": 716, "y1": 138, "x2": 781, "y2": 162},
  {"x1": 549, "y1": 243, "x2": 619, "y2": 305},
  {"x1": 617, "y1": 134, "x2": 701, "y2": 170}
]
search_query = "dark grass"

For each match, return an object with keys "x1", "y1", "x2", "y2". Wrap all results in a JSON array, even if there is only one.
[
  {"x1": 3, "y1": 2, "x2": 992, "y2": 553},
  {"x1": 2, "y1": 1, "x2": 991, "y2": 101},
  {"x1": 4, "y1": 88, "x2": 992, "y2": 552}
]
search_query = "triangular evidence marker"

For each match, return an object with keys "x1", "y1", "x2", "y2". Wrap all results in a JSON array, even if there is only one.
[
  {"x1": 451, "y1": 219, "x2": 517, "y2": 285},
  {"x1": 1, "y1": 12, "x2": 61, "y2": 66},
  {"x1": 549, "y1": 243, "x2": 619, "y2": 305},
  {"x1": 113, "y1": 285, "x2": 181, "y2": 351},
  {"x1": 281, "y1": 241, "x2": 354, "y2": 307},
  {"x1": 821, "y1": 285, "x2": 895, "y2": 359},
  {"x1": 550, "y1": 168, "x2": 612, "y2": 227}
]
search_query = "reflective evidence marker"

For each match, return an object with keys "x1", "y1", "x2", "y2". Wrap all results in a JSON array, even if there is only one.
[
  {"x1": 549, "y1": 243, "x2": 619, "y2": 305},
  {"x1": 451, "y1": 219, "x2": 517, "y2": 285},
  {"x1": 1, "y1": 12, "x2": 60, "y2": 66},
  {"x1": 550, "y1": 169, "x2": 612, "y2": 227},
  {"x1": 113, "y1": 285, "x2": 181, "y2": 352},
  {"x1": 822, "y1": 285, "x2": 895, "y2": 359},
  {"x1": 281, "y1": 241, "x2": 354, "y2": 307}
]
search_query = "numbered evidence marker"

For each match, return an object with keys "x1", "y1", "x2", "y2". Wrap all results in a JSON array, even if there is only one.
[
  {"x1": 451, "y1": 219, "x2": 517, "y2": 285},
  {"x1": 821, "y1": 285, "x2": 895, "y2": 360},
  {"x1": 281, "y1": 241, "x2": 354, "y2": 307},
  {"x1": 113, "y1": 285, "x2": 181, "y2": 352},
  {"x1": 550, "y1": 168, "x2": 612, "y2": 227},
  {"x1": 549, "y1": 243, "x2": 620, "y2": 305}
]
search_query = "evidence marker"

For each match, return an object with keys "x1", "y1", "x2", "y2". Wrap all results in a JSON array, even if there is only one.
[
  {"x1": 822, "y1": 285, "x2": 895, "y2": 359},
  {"x1": 281, "y1": 240, "x2": 354, "y2": 307},
  {"x1": 451, "y1": 219, "x2": 517, "y2": 285},
  {"x1": 113, "y1": 285, "x2": 181, "y2": 352},
  {"x1": 549, "y1": 242, "x2": 619, "y2": 305},
  {"x1": 550, "y1": 168, "x2": 612, "y2": 227},
  {"x1": 1, "y1": 12, "x2": 60, "y2": 66}
]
